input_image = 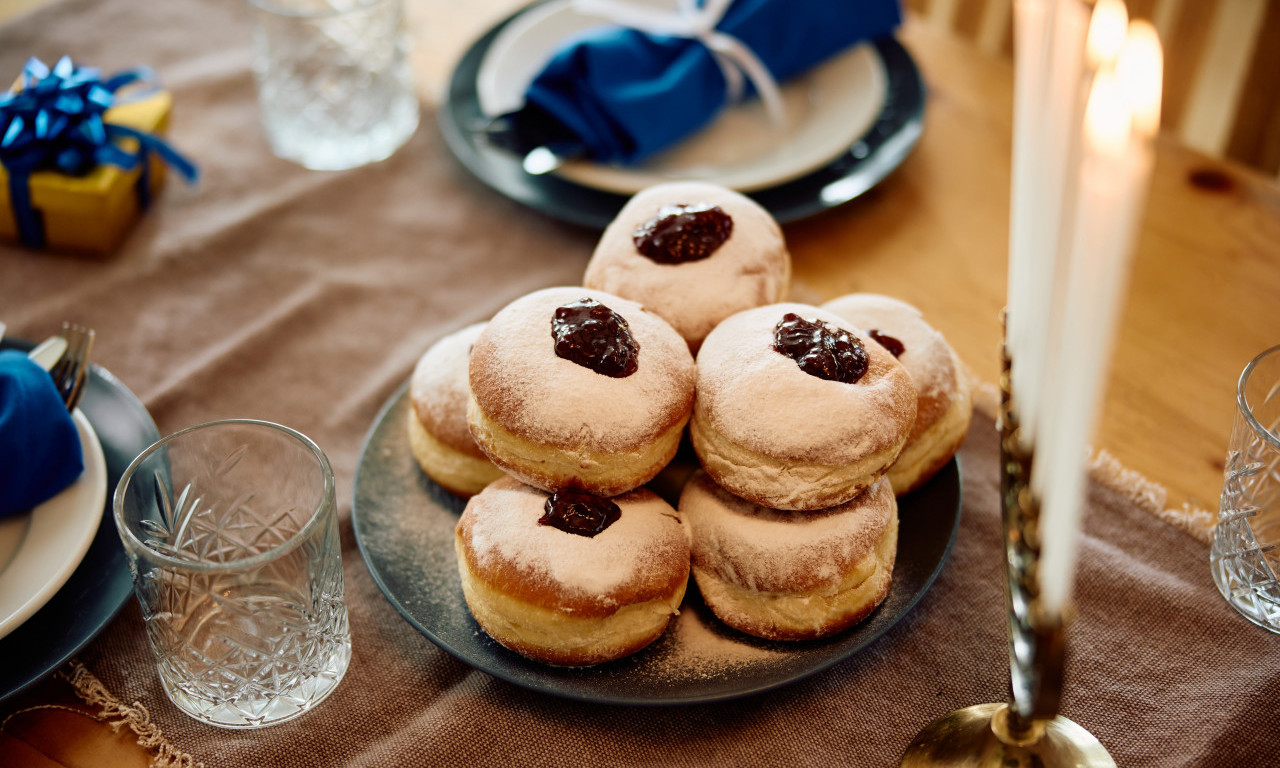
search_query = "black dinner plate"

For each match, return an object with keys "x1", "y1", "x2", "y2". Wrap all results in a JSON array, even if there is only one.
[
  {"x1": 438, "y1": 4, "x2": 927, "y2": 230},
  {"x1": 0, "y1": 338, "x2": 159, "y2": 702},
  {"x1": 353, "y1": 381, "x2": 961, "y2": 706}
]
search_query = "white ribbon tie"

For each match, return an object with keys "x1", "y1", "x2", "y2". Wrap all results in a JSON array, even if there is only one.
[{"x1": 573, "y1": 0, "x2": 788, "y2": 128}]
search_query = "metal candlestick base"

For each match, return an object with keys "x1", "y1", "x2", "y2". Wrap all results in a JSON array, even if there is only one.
[{"x1": 899, "y1": 704, "x2": 1116, "y2": 768}]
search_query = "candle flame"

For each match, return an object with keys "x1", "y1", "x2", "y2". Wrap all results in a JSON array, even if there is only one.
[
  {"x1": 1116, "y1": 21, "x2": 1163, "y2": 138},
  {"x1": 1084, "y1": 69, "x2": 1131, "y2": 157},
  {"x1": 1086, "y1": 0, "x2": 1129, "y2": 68}
]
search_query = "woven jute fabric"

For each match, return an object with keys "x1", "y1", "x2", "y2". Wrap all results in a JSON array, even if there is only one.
[{"x1": 3, "y1": 0, "x2": 1278, "y2": 765}]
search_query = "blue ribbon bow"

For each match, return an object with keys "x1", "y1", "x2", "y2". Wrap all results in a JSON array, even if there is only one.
[{"x1": 0, "y1": 56, "x2": 199, "y2": 249}]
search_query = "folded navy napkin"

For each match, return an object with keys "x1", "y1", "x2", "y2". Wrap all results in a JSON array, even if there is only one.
[
  {"x1": 0, "y1": 349, "x2": 83, "y2": 517},
  {"x1": 486, "y1": 0, "x2": 902, "y2": 165}
]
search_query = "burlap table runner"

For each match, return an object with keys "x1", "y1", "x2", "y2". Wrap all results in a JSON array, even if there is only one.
[{"x1": 3, "y1": 0, "x2": 1278, "y2": 765}]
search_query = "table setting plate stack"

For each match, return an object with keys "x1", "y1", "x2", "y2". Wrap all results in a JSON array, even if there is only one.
[
  {"x1": 0, "y1": 335, "x2": 159, "y2": 702},
  {"x1": 439, "y1": 0, "x2": 927, "y2": 229}
]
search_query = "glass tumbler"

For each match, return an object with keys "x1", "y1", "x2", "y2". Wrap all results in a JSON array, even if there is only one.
[
  {"x1": 113, "y1": 419, "x2": 351, "y2": 728},
  {"x1": 1211, "y1": 345, "x2": 1280, "y2": 633},
  {"x1": 248, "y1": 0, "x2": 419, "y2": 170}
]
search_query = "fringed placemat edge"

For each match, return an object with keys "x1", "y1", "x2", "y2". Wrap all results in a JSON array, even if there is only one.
[{"x1": 58, "y1": 659, "x2": 205, "y2": 768}]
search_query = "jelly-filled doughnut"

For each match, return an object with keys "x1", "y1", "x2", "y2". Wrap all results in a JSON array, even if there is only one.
[
  {"x1": 407, "y1": 322, "x2": 504, "y2": 496},
  {"x1": 467, "y1": 287, "x2": 695, "y2": 496},
  {"x1": 690, "y1": 303, "x2": 916, "y2": 510},
  {"x1": 679, "y1": 471, "x2": 897, "y2": 641},
  {"x1": 584, "y1": 182, "x2": 790, "y2": 352},
  {"x1": 823, "y1": 293, "x2": 972, "y2": 495},
  {"x1": 455, "y1": 476, "x2": 690, "y2": 666}
]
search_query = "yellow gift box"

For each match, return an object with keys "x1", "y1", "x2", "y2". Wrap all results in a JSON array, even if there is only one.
[{"x1": 0, "y1": 89, "x2": 173, "y2": 254}]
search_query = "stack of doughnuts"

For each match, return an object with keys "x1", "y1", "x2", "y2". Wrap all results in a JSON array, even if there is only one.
[
  {"x1": 405, "y1": 182, "x2": 971, "y2": 665},
  {"x1": 680, "y1": 302, "x2": 914, "y2": 640},
  {"x1": 456, "y1": 286, "x2": 696, "y2": 666}
]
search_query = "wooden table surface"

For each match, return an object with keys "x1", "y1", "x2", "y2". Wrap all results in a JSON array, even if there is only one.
[{"x1": 3, "y1": 3, "x2": 1278, "y2": 766}]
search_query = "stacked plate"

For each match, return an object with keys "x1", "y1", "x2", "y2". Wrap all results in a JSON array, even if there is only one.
[
  {"x1": 0, "y1": 339, "x2": 159, "y2": 701},
  {"x1": 438, "y1": 0, "x2": 926, "y2": 229},
  {"x1": 0, "y1": 411, "x2": 107, "y2": 640}
]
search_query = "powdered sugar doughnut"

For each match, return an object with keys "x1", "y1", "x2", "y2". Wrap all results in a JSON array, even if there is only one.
[
  {"x1": 822, "y1": 294, "x2": 972, "y2": 495},
  {"x1": 690, "y1": 303, "x2": 916, "y2": 511},
  {"x1": 468, "y1": 287, "x2": 695, "y2": 496},
  {"x1": 455, "y1": 476, "x2": 690, "y2": 666},
  {"x1": 584, "y1": 182, "x2": 790, "y2": 352},
  {"x1": 679, "y1": 471, "x2": 897, "y2": 641},
  {"x1": 407, "y1": 323, "x2": 504, "y2": 496}
]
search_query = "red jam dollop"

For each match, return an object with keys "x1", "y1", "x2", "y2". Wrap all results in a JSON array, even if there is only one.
[
  {"x1": 539, "y1": 491, "x2": 622, "y2": 537},
  {"x1": 551, "y1": 297, "x2": 639, "y2": 378},
  {"x1": 632, "y1": 203, "x2": 733, "y2": 264},
  {"x1": 868, "y1": 329, "x2": 905, "y2": 358},
  {"x1": 773, "y1": 313, "x2": 868, "y2": 384}
]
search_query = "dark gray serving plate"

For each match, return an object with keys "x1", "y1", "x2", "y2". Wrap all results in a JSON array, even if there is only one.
[
  {"x1": 437, "y1": 4, "x2": 927, "y2": 230},
  {"x1": 353, "y1": 382, "x2": 960, "y2": 705},
  {"x1": 0, "y1": 338, "x2": 159, "y2": 702}
]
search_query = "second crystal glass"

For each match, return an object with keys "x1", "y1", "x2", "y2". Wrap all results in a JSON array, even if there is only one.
[
  {"x1": 113, "y1": 419, "x2": 351, "y2": 728},
  {"x1": 248, "y1": 0, "x2": 420, "y2": 170},
  {"x1": 1212, "y1": 344, "x2": 1280, "y2": 633}
]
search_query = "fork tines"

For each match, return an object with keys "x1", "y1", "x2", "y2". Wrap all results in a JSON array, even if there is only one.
[{"x1": 49, "y1": 322, "x2": 96, "y2": 412}]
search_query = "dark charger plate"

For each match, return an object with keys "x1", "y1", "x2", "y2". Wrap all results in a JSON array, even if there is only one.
[
  {"x1": 438, "y1": 4, "x2": 927, "y2": 230},
  {"x1": 353, "y1": 382, "x2": 961, "y2": 706},
  {"x1": 0, "y1": 339, "x2": 160, "y2": 702}
]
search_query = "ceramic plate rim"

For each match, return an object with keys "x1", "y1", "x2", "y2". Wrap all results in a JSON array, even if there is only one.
[
  {"x1": 353, "y1": 380, "x2": 962, "y2": 706},
  {"x1": 474, "y1": 0, "x2": 888, "y2": 194},
  {"x1": 0, "y1": 411, "x2": 108, "y2": 640}
]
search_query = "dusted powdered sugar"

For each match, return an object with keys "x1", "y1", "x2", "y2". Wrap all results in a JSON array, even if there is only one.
[
  {"x1": 462, "y1": 477, "x2": 689, "y2": 606},
  {"x1": 410, "y1": 322, "x2": 487, "y2": 457},
  {"x1": 679, "y1": 471, "x2": 894, "y2": 593},
  {"x1": 694, "y1": 303, "x2": 915, "y2": 463},
  {"x1": 469, "y1": 287, "x2": 695, "y2": 452},
  {"x1": 822, "y1": 293, "x2": 962, "y2": 441},
  {"x1": 662, "y1": 604, "x2": 789, "y2": 673},
  {"x1": 584, "y1": 182, "x2": 790, "y2": 349}
]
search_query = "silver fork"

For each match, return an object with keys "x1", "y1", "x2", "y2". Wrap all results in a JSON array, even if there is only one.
[{"x1": 48, "y1": 322, "x2": 95, "y2": 412}]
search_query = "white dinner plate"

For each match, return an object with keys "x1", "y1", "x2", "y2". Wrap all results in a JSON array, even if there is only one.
[
  {"x1": 476, "y1": 0, "x2": 888, "y2": 194},
  {"x1": 0, "y1": 411, "x2": 108, "y2": 640}
]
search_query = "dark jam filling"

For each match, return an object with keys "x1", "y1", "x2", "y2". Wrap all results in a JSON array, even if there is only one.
[
  {"x1": 868, "y1": 329, "x2": 905, "y2": 358},
  {"x1": 551, "y1": 297, "x2": 639, "y2": 378},
  {"x1": 632, "y1": 203, "x2": 733, "y2": 264},
  {"x1": 772, "y1": 313, "x2": 868, "y2": 384},
  {"x1": 539, "y1": 491, "x2": 621, "y2": 537}
]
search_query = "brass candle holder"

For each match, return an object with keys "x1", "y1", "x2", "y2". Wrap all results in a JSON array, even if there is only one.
[{"x1": 898, "y1": 339, "x2": 1116, "y2": 768}]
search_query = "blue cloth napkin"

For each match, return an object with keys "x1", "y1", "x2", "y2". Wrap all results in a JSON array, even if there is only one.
[
  {"x1": 490, "y1": 0, "x2": 902, "y2": 164},
  {"x1": 0, "y1": 349, "x2": 83, "y2": 517}
]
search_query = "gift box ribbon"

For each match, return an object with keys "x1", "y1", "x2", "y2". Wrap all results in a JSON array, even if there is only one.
[{"x1": 0, "y1": 56, "x2": 199, "y2": 249}]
